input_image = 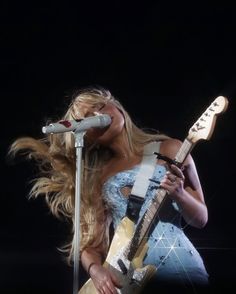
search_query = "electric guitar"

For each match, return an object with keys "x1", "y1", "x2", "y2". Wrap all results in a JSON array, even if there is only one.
[{"x1": 79, "y1": 96, "x2": 228, "y2": 294}]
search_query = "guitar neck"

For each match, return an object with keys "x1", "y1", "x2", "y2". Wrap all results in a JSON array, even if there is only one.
[
  {"x1": 175, "y1": 138, "x2": 194, "y2": 163},
  {"x1": 127, "y1": 138, "x2": 194, "y2": 261},
  {"x1": 126, "y1": 95, "x2": 228, "y2": 261}
]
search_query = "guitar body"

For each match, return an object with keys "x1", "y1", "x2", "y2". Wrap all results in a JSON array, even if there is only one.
[{"x1": 79, "y1": 217, "x2": 156, "y2": 294}]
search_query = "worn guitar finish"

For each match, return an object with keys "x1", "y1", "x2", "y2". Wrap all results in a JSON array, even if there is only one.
[{"x1": 79, "y1": 96, "x2": 228, "y2": 294}]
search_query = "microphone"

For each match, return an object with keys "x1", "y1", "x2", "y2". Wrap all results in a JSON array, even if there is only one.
[{"x1": 42, "y1": 114, "x2": 112, "y2": 134}]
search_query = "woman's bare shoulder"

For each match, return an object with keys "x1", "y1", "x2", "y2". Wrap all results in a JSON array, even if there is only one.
[{"x1": 160, "y1": 138, "x2": 182, "y2": 159}]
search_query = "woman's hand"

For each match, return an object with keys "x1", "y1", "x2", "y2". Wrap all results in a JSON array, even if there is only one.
[
  {"x1": 160, "y1": 164, "x2": 185, "y2": 200},
  {"x1": 89, "y1": 263, "x2": 122, "y2": 294}
]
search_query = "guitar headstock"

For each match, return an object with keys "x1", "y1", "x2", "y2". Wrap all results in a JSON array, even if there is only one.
[{"x1": 187, "y1": 96, "x2": 229, "y2": 144}]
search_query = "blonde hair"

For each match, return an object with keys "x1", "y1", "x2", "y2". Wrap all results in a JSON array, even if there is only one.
[{"x1": 9, "y1": 86, "x2": 169, "y2": 263}]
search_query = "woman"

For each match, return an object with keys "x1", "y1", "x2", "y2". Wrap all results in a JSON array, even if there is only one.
[{"x1": 10, "y1": 87, "x2": 209, "y2": 293}]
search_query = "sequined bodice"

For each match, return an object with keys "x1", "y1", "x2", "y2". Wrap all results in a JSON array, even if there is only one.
[{"x1": 102, "y1": 164, "x2": 182, "y2": 230}]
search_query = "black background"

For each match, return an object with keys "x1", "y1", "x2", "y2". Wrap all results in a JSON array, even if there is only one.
[{"x1": 1, "y1": 2, "x2": 236, "y2": 293}]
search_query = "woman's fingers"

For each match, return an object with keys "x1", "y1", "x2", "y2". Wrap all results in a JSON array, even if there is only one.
[
  {"x1": 169, "y1": 164, "x2": 185, "y2": 180},
  {"x1": 105, "y1": 281, "x2": 118, "y2": 294},
  {"x1": 161, "y1": 165, "x2": 185, "y2": 196},
  {"x1": 91, "y1": 265, "x2": 121, "y2": 294}
]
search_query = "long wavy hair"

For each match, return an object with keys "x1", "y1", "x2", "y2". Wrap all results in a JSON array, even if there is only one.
[{"x1": 9, "y1": 86, "x2": 169, "y2": 263}]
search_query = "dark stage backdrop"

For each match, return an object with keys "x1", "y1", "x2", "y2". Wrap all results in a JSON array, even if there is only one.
[{"x1": 1, "y1": 2, "x2": 236, "y2": 294}]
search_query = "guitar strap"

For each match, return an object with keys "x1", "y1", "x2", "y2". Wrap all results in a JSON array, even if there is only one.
[{"x1": 126, "y1": 141, "x2": 161, "y2": 223}]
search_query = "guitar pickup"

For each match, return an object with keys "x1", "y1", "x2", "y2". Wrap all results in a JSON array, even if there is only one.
[{"x1": 117, "y1": 259, "x2": 128, "y2": 275}]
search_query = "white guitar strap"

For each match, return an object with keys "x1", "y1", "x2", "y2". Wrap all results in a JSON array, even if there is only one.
[{"x1": 126, "y1": 141, "x2": 161, "y2": 223}]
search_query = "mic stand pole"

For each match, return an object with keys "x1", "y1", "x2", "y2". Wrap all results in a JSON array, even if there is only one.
[{"x1": 73, "y1": 130, "x2": 86, "y2": 294}]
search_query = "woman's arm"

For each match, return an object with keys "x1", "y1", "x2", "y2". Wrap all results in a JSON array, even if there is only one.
[
  {"x1": 81, "y1": 245, "x2": 122, "y2": 294},
  {"x1": 80, "y1": 246, "x2": 103, "y2": 275},
  {"x1": 80, "y1": 214, "x2": 122, "y2": 294},
  {"x1": 160, "y1": 139, "x2": 208, "y2": 229}
]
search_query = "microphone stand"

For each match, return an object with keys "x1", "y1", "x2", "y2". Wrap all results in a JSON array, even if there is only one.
[
  {"x1": 73, "y1": 130, "x2": 86, "y2": 294},
  {"x1": 41, "y1": 115, "x2": 111, "y2": 294}
]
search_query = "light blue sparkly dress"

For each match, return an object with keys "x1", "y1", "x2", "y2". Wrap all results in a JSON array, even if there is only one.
[{"x1": 102, "y1": 162, "x2": 209, "y2": 290}]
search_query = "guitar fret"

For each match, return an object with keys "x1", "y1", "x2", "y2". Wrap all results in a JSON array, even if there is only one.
[
  {"x1": 175, "y1": 139, "x2": 193, "y2": 163},
  {"x1": 148, "y1": 207, "x2": 156, "y2": 216}
]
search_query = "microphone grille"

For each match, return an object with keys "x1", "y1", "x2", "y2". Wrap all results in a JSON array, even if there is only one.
[{"x1": 100, "y1": 114, "x2": 111, "y2": 127}]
